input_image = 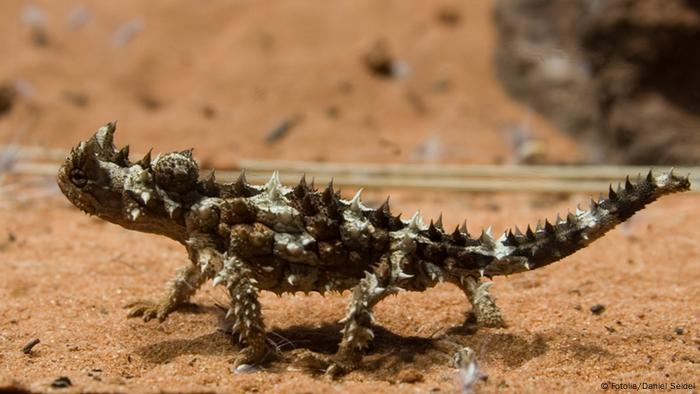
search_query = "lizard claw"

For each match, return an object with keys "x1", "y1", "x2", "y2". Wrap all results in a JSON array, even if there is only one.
[
  {"x1": 324, "y1": 361, "x2": 351, "y2": 378},
  {"x1": 125, "y1": 299, "x2": 171, "y2": 322},
  {"x1": 292, "y1": 349, "x2": 332, "y2": 370},
  {"x1": 291, "y1": 349, "x2": 355, "y2": 378}
]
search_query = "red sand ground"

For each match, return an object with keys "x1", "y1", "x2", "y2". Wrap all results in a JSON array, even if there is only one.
[{"x1": 0, "y1": 1, "x2": 698, "y2": 393}]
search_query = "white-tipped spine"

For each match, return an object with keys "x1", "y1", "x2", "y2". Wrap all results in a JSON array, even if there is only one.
[{"x1": 349, "y1": 188, "x2": 364, "y2": 212}]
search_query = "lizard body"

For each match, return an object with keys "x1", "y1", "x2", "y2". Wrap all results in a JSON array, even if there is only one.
[{"x1": 57, "y1": 122, "x2": 691, "y2": 374}]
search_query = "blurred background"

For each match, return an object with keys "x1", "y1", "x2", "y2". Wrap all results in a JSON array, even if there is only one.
[{"x1": 1, "y1": 0, "x2": 699, "y2": 177}]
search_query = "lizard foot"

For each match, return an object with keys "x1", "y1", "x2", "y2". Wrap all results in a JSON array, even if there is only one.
[
  {"x1": 125, "y1": 299, "x2": 172, "y2": 322},
  {"x1": 475, "y1": 310, "x2": 506, "y2": 328},
  {"x1": 291, "y1": 349, "x2": 359, "y2": 378},
  {"x1": 230, "y1": 344, "x2": 268, "y2": 374}
]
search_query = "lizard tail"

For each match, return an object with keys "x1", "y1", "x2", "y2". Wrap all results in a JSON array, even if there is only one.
[{"x1": 482, "y1": 170, "x2": 690, "y2": 277}]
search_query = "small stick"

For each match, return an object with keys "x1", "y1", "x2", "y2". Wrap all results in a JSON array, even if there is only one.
[
  {"x1": 21, "y1": 338, "x2": 40, "y2": 354},
  {"x1": 4, "y1": 145, "x2": 698, "y2": 193},
  {"x1": 265, "y1": 115, "x2": 303, "y2": 145}
]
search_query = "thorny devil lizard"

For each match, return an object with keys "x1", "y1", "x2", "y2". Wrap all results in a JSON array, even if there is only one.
[{"x1": 57, "y1": 122, "x2": 690, "y2": 375}]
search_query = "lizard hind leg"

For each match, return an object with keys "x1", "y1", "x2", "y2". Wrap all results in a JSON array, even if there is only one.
[
  {"x1": 216, "y1": 254, "x2": 269, "y2": 373},
  {"x1": 335, "y1": 271, "x2": 389, "y2": 362},
  {"x1": 295, "y1": 270, "x2": 393, "y2": 376},
  {"x1": 456, "y1": 276, "x2": 506, "y2": 328},
  {"x1": 295, "y1": 251, "x2": 408, "y2": 376}
]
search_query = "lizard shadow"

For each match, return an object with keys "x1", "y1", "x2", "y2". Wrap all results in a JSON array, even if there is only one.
[
  {"x1": 133, "y1": 322, "x2": 438, "y2": 370},
  {"x1": 445, "y1": 322, "x2": 614, "y2": 368},
  {"x1": 134, "y1": 316, "x2": 560, "y2": 375}
]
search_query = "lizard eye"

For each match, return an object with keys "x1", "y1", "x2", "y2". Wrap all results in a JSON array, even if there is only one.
[{"x1": 70, "y1": 168, "x2": 87, "y2": 188}]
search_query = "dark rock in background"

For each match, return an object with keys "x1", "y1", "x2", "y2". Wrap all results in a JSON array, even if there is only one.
[{"x1": 494, "y1": 0, "x2": 700, "y2": 165}]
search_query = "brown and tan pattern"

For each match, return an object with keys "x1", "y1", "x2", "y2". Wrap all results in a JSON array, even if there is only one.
[{"x1": 56, "y1": 122, "x2": 691, "y2": 376}]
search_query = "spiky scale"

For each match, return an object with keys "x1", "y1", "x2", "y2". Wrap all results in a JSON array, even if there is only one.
[
  {"x1": 293, "y1": 174, "x2": 308, "y2": 198},
  {"x1": 371, "y1": 197, "x2": 391, "y2": 226},
  {"x1": 408, "y1": 211, "x2": 423, "y2": 230},
  {"x1": 206, "y1": 170, "x2": 216, "y2": 184},
  {"x1": 427, "y1": 220, "x2": 442, "y2": 241},
  {"x1": 137, "y1": 148, "x2": 152, "y2": 168},
  {"x1": 544, "y1": 219, "x2": 555, "y2": 234},
  {"x1": 397, "y1": 271, "x2": 413, "y2": 280},
  {"x1": 504, "y1": 229, "x2": 518, "y2": 246},
  {"x1": 526, "y1": 225, "x2": 535, "y2": 240},
  {"x1": 300, "y1": 193, "x2": 315, "y2": 215},
  {"x1": 459, "y1": 220, "x2": 468, "y2": 234},
  {"x1": 435, "y1": 214, "x2": 444, "y2": 231},
  {"x1": 180, "y1": 148, "x2": 194, "y2": 159},
  {"x1": 199, "y1": 170, "x2": 218, "y2": 196},
  {"x1": 234, "y1": 170, "x2": 250, "y2": 196},
  {"x1": 388, "y1": 213, "x2": 403, "y2": 230},
  {"x1": 265, "y1": 171, "x2": 283, "y2": 200},
  {"x1": 322, "y1": 180, "x2": 335, "y2": 204},
  {"x1": 609, "y1": 185, "x2": 618, "y2": 201},
  {"x1": 349, "y1": 188, "x2": 363, "y2": 212},
  {"x1": 140, "y1": 192, "x2": 151, "y2": 205},
  {"x1": 115, "y1": 144, "x2": 130, "y2": 165},
  {"x1": 646, "y1": 169, "x2": 654, "y2": 184},
  {"x1": 322, "y1": 183, "x2": 342, "y2": 219},
  {"x1": 625, "y1": 176, "x2": 634, "y2": 192},
  {"x1": 479, "y1": 229, "x2": 493, "y2": 246},
  {"x1": 451, "y1": 226, "x2": 466, "y2": 245}
]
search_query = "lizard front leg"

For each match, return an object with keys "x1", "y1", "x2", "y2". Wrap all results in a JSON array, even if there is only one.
[
  {"x1": 217, "y1": 254, "x2": 269, "y2": 372},
  {"x1": 126, "y1": 262, "x2": 208, "y2": 322},
  {"x1": 455, "y1": 276, "x2": 505, "y2": 328},
  {"x1": 126, "y1": 233, "x2": 219, "y2": 322}
]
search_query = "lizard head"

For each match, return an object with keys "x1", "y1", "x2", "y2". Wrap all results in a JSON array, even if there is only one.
[{"x1": 57, "y1": 122, "x2": 190, "y2": 243}]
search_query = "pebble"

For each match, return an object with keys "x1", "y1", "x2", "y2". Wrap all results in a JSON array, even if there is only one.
[
  {"x1": 590, "y1": 304, "x2": 605, "y2": 315},
  {"x1": 51, "y1": 376, "x2": 72, "y2": 388}
]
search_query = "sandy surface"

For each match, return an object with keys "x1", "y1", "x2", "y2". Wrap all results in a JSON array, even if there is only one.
[
  {"x1": 0, "y1": 1, "x2": 698, "y2": 393},
  {"x1": 1, "y1": 190, "x2": 698, "y2": 393}
]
